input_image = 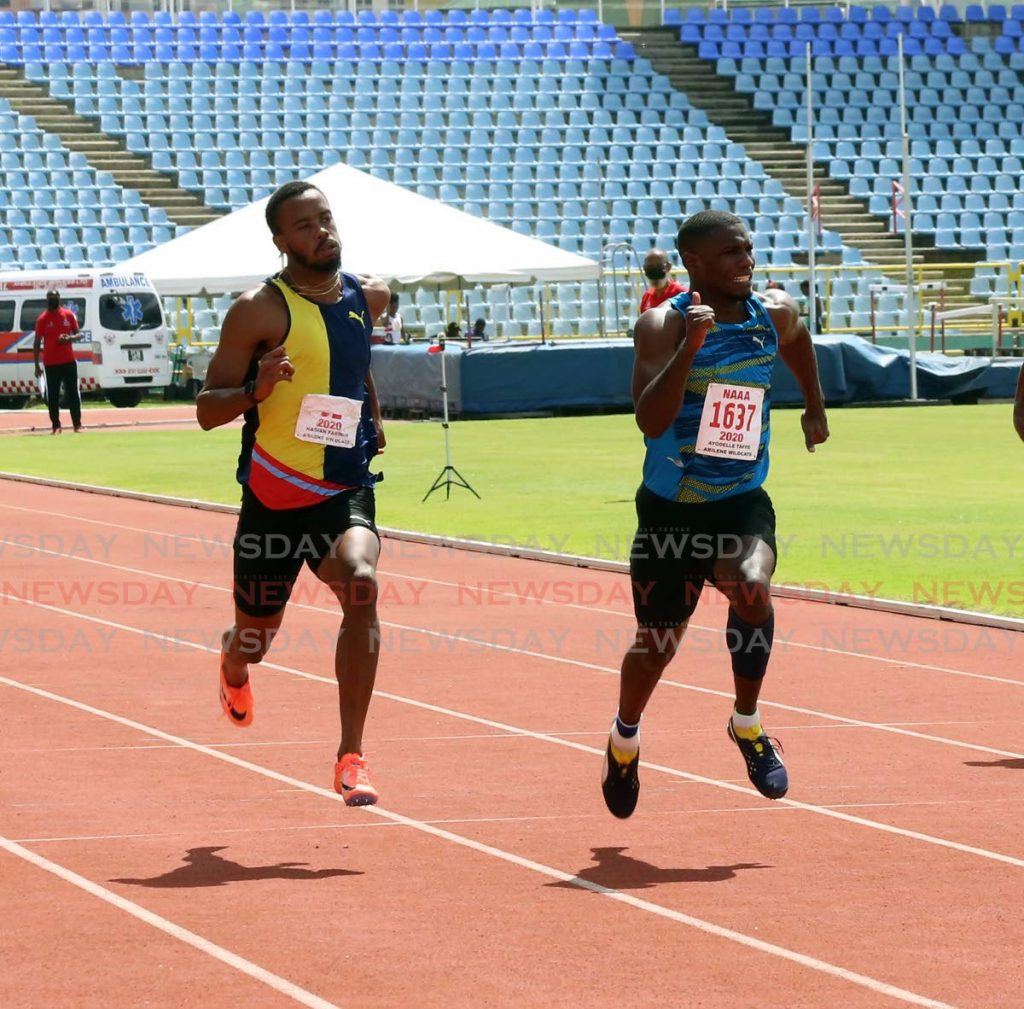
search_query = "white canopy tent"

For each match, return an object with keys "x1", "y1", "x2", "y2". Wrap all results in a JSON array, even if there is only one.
[{"x1": 123, "y1": 162, "x2": 601, "y2": 296}]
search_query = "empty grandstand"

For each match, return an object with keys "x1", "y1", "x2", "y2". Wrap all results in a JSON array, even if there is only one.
[{"x1": 0, "y1": 2, "x2": 1020, "y2": 352}]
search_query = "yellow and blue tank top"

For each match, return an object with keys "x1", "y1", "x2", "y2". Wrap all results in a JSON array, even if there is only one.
[
  {"x1": 642, "y1": 291, "x2": 778, "y2": 504},
  {"x1": 237, "y1": 272, "x2": 379, "y2": 509}
]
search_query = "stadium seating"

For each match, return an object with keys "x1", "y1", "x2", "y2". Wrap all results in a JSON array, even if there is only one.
[
  {"x1": 666, "y1": 2, "x2": 1024, "y2": 332},
  {"x1": 0, "y1": 95, "x2": 172, "y2": 269},
  {"x1": 1, "y1": 5, "x2": 1021, "y2": 340}
]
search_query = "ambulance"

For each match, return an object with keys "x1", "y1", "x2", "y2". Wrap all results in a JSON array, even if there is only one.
[{"x1": 0, "y1": 269, "x2": 171, "y2": 408}]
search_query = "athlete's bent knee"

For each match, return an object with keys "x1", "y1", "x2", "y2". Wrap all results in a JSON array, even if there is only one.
[
  {"x1": 343, "y1": 569, "x2": 378, "y2": 610},
  {"x1": 631, "y1": 625, "x2": 685, "y2": 674},
  {"x1": 730, "y1": 567, "x2": 772, "y2": 621}
]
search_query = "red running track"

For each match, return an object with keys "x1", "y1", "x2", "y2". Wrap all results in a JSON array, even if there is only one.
[
  {"x1": 0, "y1": 405, "x2": 231, "y2": 434},
  {"x1": 1, "y1": 478, "x2": 1022, "y2": 1009}
]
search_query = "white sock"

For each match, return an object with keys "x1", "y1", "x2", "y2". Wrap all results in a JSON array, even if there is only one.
[
  {"x1": 732, "y1": 707, "x2": 761, "y2": 730},
  {"x1": 610, "y1": 717, "x2": 640, "y2": 754}
]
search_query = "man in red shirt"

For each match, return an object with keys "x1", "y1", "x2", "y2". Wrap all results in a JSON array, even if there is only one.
[
  {"x1": 32, "y1": 289, "x2": 83, "y2": 434},
  {"x1": 639, "y1": 248, "x2": 687, "y2": 314}
]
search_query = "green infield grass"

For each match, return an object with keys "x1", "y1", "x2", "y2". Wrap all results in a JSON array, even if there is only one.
[{"x1": 1, "y1": 403, "x2": 1020, "y2": 616}]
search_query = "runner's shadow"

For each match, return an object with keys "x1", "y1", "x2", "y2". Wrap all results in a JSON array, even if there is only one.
[
  {"x1": 963, "y1": 758, "x2": 1024, "y2": 769},
  {"x1": 110, "y1": 846, "x2": 362, "y2": 888},
  {"x1": 547, "y1": 846, "x2": 772, "y2": 891}
]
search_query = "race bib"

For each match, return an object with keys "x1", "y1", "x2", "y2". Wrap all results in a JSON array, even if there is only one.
[
  {"x1": 294, "y1": 394, "x2": 362, "y2": 449},
  {"x1": 695, "y1": 383, "x2": 764, "y2": 461}
]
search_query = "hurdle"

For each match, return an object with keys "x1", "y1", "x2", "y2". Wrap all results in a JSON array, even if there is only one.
[
  {"x1": 867, "y1": 282, "x2": 908, "y2": 345},
  {"x1": 929, "y1": 301, "x2": 1005, "y2": 355}
]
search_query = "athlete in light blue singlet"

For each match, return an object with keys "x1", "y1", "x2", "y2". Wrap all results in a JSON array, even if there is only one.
[
  {"x1": 602, "y1": 211, "x2": 830, "y2": 819},
  {"x1": 642, "y1": 288, "x2": 778, "y2": 504}
]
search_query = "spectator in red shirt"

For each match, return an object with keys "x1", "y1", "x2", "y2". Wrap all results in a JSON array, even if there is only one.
[
  {"x1": 32, "y1": 289, "x2": 83, "y2": 434},
  {"x1": 639, "y1": 248, "x2": 687, "y2": 314}
]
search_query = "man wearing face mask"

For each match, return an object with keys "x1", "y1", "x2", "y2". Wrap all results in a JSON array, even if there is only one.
[
  {"x1": 197, "y1": 180, "x2": 389, "y2": 807},
  {"x1": 640, "y1": 248, "x2": 687, "y2": 314}
]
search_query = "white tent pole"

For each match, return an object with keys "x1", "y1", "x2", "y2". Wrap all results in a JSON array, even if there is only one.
[
  {"x1": 898, "y1": 33, "x2": 918, "y2": 399},
  {"x1": 805, "y1": 42, "x2": 817, "y2": 337}
]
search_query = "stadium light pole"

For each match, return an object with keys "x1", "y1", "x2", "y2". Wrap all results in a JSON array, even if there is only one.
[
  {"x1": 898, "y1": 33, "x2": 919, "y2": 400},
  {"x1": 805, "y1": 43, "x2": 817, "y2": 338}
]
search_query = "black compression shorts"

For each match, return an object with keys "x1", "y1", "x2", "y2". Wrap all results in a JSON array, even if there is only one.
[
  {"x1": 629, "y1": 483, "x2": 777, "y2": 628},
  {"x1": 232, "y1": 485, "x2": 378, "y2": 618}
]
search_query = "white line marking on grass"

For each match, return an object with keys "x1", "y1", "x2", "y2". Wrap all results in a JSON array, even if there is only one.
[
  {"x1": 0, "y1": 834, "x2": 344, "y2": 1009},
  {"x1": 0, "y1": 676, "x2": 958, "y2": 1009},
  {"x1": 2, "y1": 601, "x2": 1023, "y2": 872}
]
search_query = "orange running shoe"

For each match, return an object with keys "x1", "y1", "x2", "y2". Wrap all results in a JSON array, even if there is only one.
[
  {"x1": 219, "y1": 662, "x2": 253, "y2": 727},
  {"x1": 334, "y1": 753, "x2": 378, "y2": 806}
]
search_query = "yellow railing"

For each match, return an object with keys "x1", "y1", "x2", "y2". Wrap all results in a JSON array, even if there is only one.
[
  {"x1": 166, "y1": 260, "x2": 1023, "y2": 351},
  {"x1": 597, "y1": 260, "x2": 1023, "y2": 350}
]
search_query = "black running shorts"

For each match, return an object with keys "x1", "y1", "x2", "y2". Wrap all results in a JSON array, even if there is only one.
[
  {"x1": 232, "y1": 485, "x2": 378, "y2": 618},
  {"x1": 629, "y1": 483, "x2": 777, "y2": 628}
]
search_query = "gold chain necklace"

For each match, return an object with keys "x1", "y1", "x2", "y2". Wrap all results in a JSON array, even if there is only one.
[{"x1": 283, "y1": 271, "x2": 341, "y2": 298}]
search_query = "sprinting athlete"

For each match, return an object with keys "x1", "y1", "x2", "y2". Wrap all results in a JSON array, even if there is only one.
[{"x1": 602, "y1": 210, "x2": 829, "y2": 818}]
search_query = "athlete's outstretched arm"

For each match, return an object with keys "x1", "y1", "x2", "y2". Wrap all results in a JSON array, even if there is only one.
[
  {"x1": 196, "y1": 288, "x2": 290, "y2": 431},
  {"x1": 632, "y1": 298, "x2": 714, "y2": 438},
  {"x1": 766, "y1": 289, "x2": 829, "y2": 452}
]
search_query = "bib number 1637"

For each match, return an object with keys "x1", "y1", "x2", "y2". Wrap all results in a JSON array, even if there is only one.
[
  {"x1": 708, "y1": 398, "x2": 757, "y2": 433},
  {"x1": 694, "y1": 382, "x2": 765, "y2": 461}
]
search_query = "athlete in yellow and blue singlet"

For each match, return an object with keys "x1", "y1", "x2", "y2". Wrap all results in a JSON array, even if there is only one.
[
  {"x1": 238, "y1": 272, "x2": 380, "y2": 508},
  {"x1": 197, "y1": 181, "x2": 390, "y2": 807},
  {"x1": 600, "y1": 211, "x2": 830, "y2": 819}
]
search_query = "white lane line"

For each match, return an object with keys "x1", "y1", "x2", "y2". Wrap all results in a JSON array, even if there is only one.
[
  {"x1": 0, "y1": 502, "x2": 234, "y2": 545},
  {"x1": 2, "y1": 603, "x2": 1023, "y2": 872},
  {"x1": 1, "y1": 509, "x2": 1021, "y2": 688},
  {"x1": 17, "y1": 795, "x2": 1022, "y2": 848},
  {"x1": 0, "y1": 834, "x2": 344, "y2": 1009},
  {"x1": 371, "y1": 690, "x2": 1024, "y2": 869},
  {"x1": 4, "y1": 724, "x2": 998, "y2": 757},
  {"x1": 373, "y1": 572, "x2": 1024, "y2": 690},
  {"x1": 642, "y1": 681, "x2": 1024, "y2": 759},
  {"x1": 2, "y1": 545, "x2": 1022, "y2": 762},
  {"x1": 16, "y1": 822, "x2": 399, "y2": 844},
  {"x1": 0, "y1": 676, "x2": 958, "y2": 1009},
  {"x1": 2, "y1": 740, "x2": 334, "y2": 754}
]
